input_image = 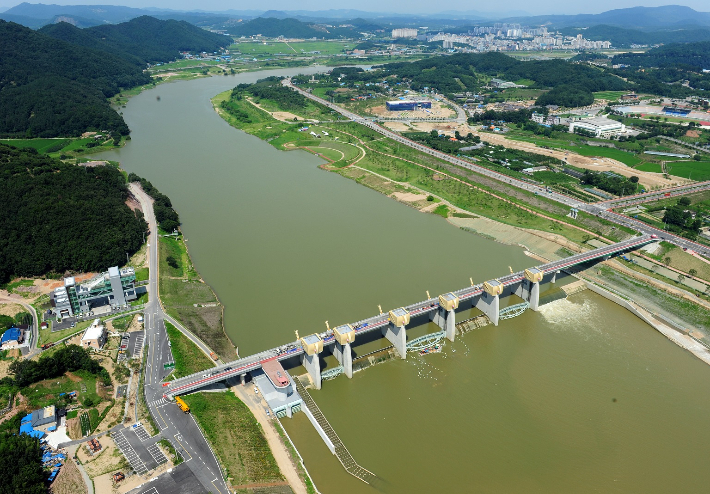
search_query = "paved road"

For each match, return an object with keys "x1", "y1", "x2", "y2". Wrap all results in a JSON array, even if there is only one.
[
  {"x1": 130, "y1": 184, "x2": 229, "y2": 494},
  {"x1": 0, "y1": 294, "x2": 39, "y2": 357},
  {"x1": 284, "y1": 79, "x2": 710, "y2": 260}
]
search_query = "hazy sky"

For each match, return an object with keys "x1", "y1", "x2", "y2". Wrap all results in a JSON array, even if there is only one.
[{"x1": 1, "y1": 0, "x2": 708, "y2": 16}]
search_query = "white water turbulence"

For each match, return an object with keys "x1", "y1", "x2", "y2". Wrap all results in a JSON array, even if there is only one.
[{"x1": 537, "y1": 296, "x2": 609, "y2": 342}]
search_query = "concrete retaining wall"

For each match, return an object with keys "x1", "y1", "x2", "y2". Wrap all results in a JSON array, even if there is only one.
[{"x1": 302, "y1": 405, "x2": 336, "y2": 454}]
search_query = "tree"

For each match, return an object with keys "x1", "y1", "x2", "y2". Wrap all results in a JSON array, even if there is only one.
[
  {"x1": 694, "y1": 154, "x2": 702, "y2": 161},
  {"x1": 664, "y1": 256, "x2": 672, "y2": 266},
  {"x1": 430, "y1": 129, "x2": 439, "y2": 139},
  {"x1": 678, "y1": 274, "x2": 686, "y2": 283},
  {"x1": 678, "y1": 197, "x2": 691, "y2": 206},
  {"x1": 166, "y1": 256, "x2": 179, "y2": 269},
  {"x1": 689, "y1": 268, "x2": 698, "y2": 277},
  {"x1": 630, "y1": 176, "x2": 639, "y2": 183}
]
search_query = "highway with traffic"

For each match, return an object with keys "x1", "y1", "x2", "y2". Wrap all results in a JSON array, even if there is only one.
[
  {"x1": 283, "y1": 79, "x2": 710, "y2": 259},
  {"x1": 163, "y1": 235, "x2": 655, "y2": 398},
  {"x1": 130, "y1": 184, "x2": 229, "y2": 494}
]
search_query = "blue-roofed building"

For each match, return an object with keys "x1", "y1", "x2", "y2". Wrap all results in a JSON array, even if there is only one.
[{"x1": 0, "y1": 326, "x2": 24, "y2": 350}]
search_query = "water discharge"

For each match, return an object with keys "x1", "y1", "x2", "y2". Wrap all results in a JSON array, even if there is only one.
[{"x1": 97, "y1": 69, "x2": 710, "y2": 494}]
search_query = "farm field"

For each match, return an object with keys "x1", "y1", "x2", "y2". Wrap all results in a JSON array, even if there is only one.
[
  {"x1": 231, "y1": 40, "x2": 352, "y2": 57},
  {"x1": 665, "y1": 161, "x2": 710, "y2": 181}
]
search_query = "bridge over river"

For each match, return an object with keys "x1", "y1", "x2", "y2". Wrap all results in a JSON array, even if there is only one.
[{"x1": 163, "y1": 234, "x2": 655, "y2": 399}]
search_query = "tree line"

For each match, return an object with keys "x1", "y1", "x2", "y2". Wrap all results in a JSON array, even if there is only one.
[
  {"x1": 127, "y1": 173, "x2": 181, "y2": 232},
  {"x1": 4, "y1": 344, "x2": 110, "y2": 389}
]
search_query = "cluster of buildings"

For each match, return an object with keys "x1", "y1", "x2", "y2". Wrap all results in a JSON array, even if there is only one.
[
  {"x1": 425, "y1": 30, "x2": 612, "y2": 52},
  {"x1": 391, "y1": 28, "x2": 418, "y2": 39},
  {"x1": 51, "y1": 267, "x2": 137, "y2": 318}
]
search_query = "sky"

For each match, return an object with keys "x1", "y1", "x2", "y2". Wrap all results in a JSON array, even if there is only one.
[{"x1": 0, "y1": 0, "x2": 708, "y2": 16}]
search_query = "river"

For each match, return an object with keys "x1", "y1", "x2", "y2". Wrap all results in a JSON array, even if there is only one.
[{"x1": 98, "y1": 69, "x2": 710, "y2": 493}]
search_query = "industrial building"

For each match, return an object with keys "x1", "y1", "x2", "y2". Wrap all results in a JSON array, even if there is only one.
[
  {"x1": 568, "y1": 116, "x2": 626, "y2": 138},
  {"x1": 30, "y1": 405, "x2": 58, "y2": 433},
  {"x1": 386, "y1": 100, "x2": 432, "y2": 111},
  {"x1": 81, "y1": 319, "x2": 107, "y2": 350},
  {"x1": 51, "y1": 266, "x2": 137, "y2": 317},
  {"x1": 0, "y1": 326, "x2": 24, "y2": 350}
]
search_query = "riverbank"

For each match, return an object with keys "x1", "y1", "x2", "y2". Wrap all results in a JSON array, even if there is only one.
[{"x1": 210, "y1": 81, "x2": 710, "y2": 366}]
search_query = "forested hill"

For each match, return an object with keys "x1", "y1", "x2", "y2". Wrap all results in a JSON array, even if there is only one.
[
  {"x1": 612, "y1": 41, "x2": 710, "y2": 70},
  {"x1": 379, "y1": 52, "x2": 628, "y2": 106},
  {"x1": 0, "y1": 144, "x2": 147, "y2": 284},
  {"x1": 230, "y1": 17, "x2": 358, "y2": 39},
  {"x1": 39, "y1": 16, "x2": 228, "y2": 65},
  {"x1": 0, "y1": 20, "x2": 148, "y2": 137}
]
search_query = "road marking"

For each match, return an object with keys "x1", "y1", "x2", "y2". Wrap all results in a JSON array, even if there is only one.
[
  {"x1": 173, "y1": 434, "x2": 193, "y2": 462},
  {"x1": 146, "y1": 443, "x2": 167, "y2": 465},
  {"x1": 113, "y1": 430, "x2": 149, "y2": 475},
  {"x1": 211, "y1": 478, "x2": 225, "y2": 494}
]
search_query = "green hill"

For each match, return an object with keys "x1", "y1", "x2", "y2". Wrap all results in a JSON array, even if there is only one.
[
  {"x1": 613, "y1": 41, "x2": 710, "y2": 70},
  {"x1": 40, "y1": 16, "x2": 229, "y2": 65},
  {"x1": 0, "y1": 20, "x2": 149, "y2": 137},
  {"x1": 0, "y1": 144, "x2": 146, "y2": 284},
  {"x1": 230, "y1": 17, "x2": 357, "y2": 39}
]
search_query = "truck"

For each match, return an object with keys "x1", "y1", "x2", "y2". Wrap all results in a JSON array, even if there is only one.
[
  {"x1": 209, "y1": 352, "x2": 218, "y2": 361},
  {"x1": 175, "y1": 396, "x2": 190, "y2": 413}
]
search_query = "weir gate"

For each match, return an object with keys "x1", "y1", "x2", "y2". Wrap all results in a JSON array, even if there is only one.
[{"x1": 161, "y1": 235, "x2": 654, "y2": 482}]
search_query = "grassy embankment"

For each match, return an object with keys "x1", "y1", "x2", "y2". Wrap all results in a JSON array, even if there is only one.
[
  {"x1": 182, "y1": 392, "x2": 286, "y2": 491},
  {"x1": 213, "y1": 89, "x2": 635, "y2": 245},
  {"x1": 164, "y1": 321, "x2": 213, "y2": 379},
  {"x1": 158, "y1": 234, "x2": 235, "y2": 360}
]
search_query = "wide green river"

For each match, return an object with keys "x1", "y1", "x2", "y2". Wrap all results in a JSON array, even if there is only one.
[{"x1": 98, "y1": 68, "x2": 710, "y2": 493}]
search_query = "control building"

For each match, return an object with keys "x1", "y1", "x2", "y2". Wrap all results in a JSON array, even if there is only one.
[
  {"x1": 81, "y1": 319, "x2": 107, "y2": 350},
  {"x1": 51, "y1": 267, "x2": 137, "y2": 318}
]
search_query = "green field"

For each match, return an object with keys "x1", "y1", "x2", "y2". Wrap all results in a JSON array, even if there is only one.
[
  {"x1": 665, "y1": 161, "x2": 710, "y2": 181},
  {"x1": 182, "y1": 392, "x2": 283, "y2": 488},
  {"x1": 635, "y1": 162, "x2": 663, "y2": 173},
  {"x1": 593, "y1": 91, "x2": 627, "y2": 101},
  {"x1": 232, "y1": 40, "x2": 352, "y2": 57}
]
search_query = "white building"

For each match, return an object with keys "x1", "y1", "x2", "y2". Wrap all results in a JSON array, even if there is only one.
[
  {"x1": 81, "y1": 319, "x2": 107, "y2": 350},
  {"x1": 569, "y1": 117, "x2": 626, "y2": 138},
  {"x1": 392, "y1": 28, "x2": 418, "y2": 39}
]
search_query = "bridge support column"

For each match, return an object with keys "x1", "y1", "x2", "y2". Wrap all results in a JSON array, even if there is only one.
[
  {"x1": 302, "y1": 353, "x2": 322, "y2": 390},
  {"x1": 300, "y1": 334, "x2": 324, "y2": 390},
  {"x1": 332, "y1": 325, "x2": 356, "y2": 378},
  {"x1": 477, "y1": 280, "x2": 503, "y2": 326},
  {"x1": 523, "y1": 268, "x2": 543, "y2": 311},
  {"x1": 240, "y1": 374, "x2": 246, "y2": 386},
  {"x1": 383, "y1": 323, "x2": 407, "y2": 359},
  {"x1": 430, "y1": 293, "x2": 459, "y2": 342},
  {"x1": 551, "y1": 270, "x2": 559, "y2": 284}
]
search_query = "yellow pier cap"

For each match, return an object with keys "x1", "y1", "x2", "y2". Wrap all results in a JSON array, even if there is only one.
[
  {"x1": 333, "y1": 324, "x2": 356, "y2": 345},
  {"x1": 388, "y1": 308, "x2": 410, "y2": 327},
  {"x1": 438, "y1": 293, "x2": 459, "y2": 311},
  {"x1": 524, "y1": 267, "x2": 544, "y2": 283},
  {"x1": 483, "y1": 279, "x2": 504, "y2": 296},
  {"x1": 300, "y1": 334, "x2": 323, "y2": 355}
]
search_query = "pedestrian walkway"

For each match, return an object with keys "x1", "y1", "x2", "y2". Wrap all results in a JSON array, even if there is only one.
[{"x1": 294, "y1": 378, "x2": 376, "y2": 484}]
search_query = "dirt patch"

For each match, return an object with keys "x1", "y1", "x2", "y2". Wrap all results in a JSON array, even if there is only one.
[
  {"x1": 79, "y1": 436, "x2": 127, "y2": 479},
  {"x1": 66, "y1": 417, "x2": 81, "y2": 440},
  {"x1": 0, "y1": 359, "x2": 12, "y2": 380},
  {"x1": 392, "y1": 192, "x2": 428, "y2": 202},
  {"x1": 78, "y1": 161, "x2": 108, "y2": 168},
  {"x1": 66, "y1": 372, "x2": 82, "y2": 383},
  {"x1": 50, "y1": 456, "x2": 87, "y2": 494},
  {"x1": 47, "y1": 273, "x2": 96, "y2": 291},
  {"x1": 272, "y1": 111, "x2": 300, "y2": 121},
  {"x1": 0, "y1": 302, "x2": 26, "y2": 317}
]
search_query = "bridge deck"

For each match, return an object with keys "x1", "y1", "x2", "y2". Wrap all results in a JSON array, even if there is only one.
[{"x1": 164, "y1": 235, "x2": 654, "y2": 397}]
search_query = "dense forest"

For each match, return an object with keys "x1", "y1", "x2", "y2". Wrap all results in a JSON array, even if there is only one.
[
  {"x1": 0, "y1": 16, "x2": 228, "y2": 138},
  {"x1": 0, "y1": 20, "x2": 149, "y2": 137},
  {"x1": 0, "y1": 144, "x2": 146, "y2": 284},
  {"x1": 39, "y1": 16, "x2": 228, "y2": 65},
  {"x1": 376, "y1": 53, "x2": 628, "y2": 106},
  {"x1": 0, "y1": 430, "x2": 45, "y2": 493},
  {"x1": 613, "y1": 41, "x2": 710, "y2": 70}
]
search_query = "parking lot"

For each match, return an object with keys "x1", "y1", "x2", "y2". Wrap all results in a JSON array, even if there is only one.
[
  {"x1": 127, "y1": 463, "x2": 205, "y2": 494},
  {"x1": 112, "y1": 424, "x2": 166, "y2": 476}
]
